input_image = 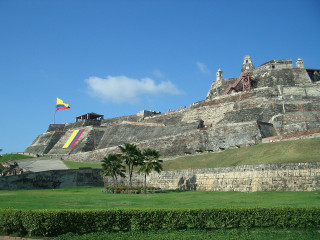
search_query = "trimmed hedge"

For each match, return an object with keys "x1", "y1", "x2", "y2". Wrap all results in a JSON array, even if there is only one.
[{"x1": 0, "y1": 208, "x2": 319, "y2": 237}]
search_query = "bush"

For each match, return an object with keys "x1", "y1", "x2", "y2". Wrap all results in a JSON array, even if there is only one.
[{"x1": 0, "y1": 208, "x2": 319, "y2": 237}]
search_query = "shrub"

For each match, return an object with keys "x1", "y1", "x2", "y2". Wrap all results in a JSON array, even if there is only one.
[{"x1": 0, "y1": 208, "x2": 319, "y2": 237}]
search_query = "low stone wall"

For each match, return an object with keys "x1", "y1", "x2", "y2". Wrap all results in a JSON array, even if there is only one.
[
  {"x1": 1, "y1": 163, "x2": 319, "y2": 192},
  {"x1": 114, "y1": 162, "x2": 320, "y2": 192},
  {"x1": 0, "y1": 168, "x2": 103, "y2": 190}
]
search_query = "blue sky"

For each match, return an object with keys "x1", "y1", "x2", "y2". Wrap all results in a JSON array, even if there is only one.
[{"x1": 1, "y1": 0, "x2": 319, "y2": 154}]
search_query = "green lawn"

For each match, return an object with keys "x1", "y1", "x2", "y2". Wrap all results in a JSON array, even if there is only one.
[
  {"x1": 0, "y1": 154, "x2": 34, "y2": 163},
  {"x1": 162, "y1": 137, "x2": 320, "y2": 171},
  {"x1": 0, "y1": 187, "x2": 319, "y2": 210}
]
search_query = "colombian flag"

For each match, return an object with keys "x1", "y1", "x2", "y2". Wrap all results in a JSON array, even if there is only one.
[
  {"x1": 63, "y1": 129, "x2": 84, "y2": 149},
  {"x1": 56, "y1": 98, "x2": 70, "y2": 111}
]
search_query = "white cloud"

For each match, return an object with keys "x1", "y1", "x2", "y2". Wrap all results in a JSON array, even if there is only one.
[
  {"x1": 196, "y1": 61, "x2": 211, "y2": 74},
  {"x1": 153, "y1": 69, "x2": 165, "y2": 78},
  {"x1": 85, "y1": 75, "x2": 183, "y2": 104}
]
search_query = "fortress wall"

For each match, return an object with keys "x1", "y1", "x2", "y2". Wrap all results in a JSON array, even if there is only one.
[
  {"x1": 24, "y1": 67, "x2": 320, "y2": 158},
  {"x1": 80, "y1": 129, "x2": 106, "y2": 152},
  {"x1": 142, "y1": 110, "x2": 186, "y2": 125},
  {"x1": 0, "y1": 168, "x2": 103, "y2": 190},
  {"x1": 63, "y1": 121, "x2": 261, "y2": 162},
  {"x1": 181, "y1": 103, "x2": 234, "y2": 125},
  {"x1": 206, "y1": 86, "x2": 279, "y2": 103},
  {"x1": 207, "y1": 69, "x2": 311, "y2": 99},
  {"x1": 282, "y1": 83, "x2": 320, "y2": 100},
  {"x1": 101, "y1": 114, "x2": 140, "y2": 127},
  {"x1": 63, "y1": 121, "x2": 84, "y2": 131},
  {"x1": 25, "y1": 83, "x2": 320, "y2": 157},
  {"x1": 24, "y1": 131, "x2": 65, "y2": 155},
  {"x1": 206, "y1": 78, "x2": 237, "y2": 98},
  {"x1": 1, "y1": 162, "x2": 318, "y2": 192},
  {"x1": 96, "y1": 122, "x2": 198, "y2": 150},
  {"x1": 47, "y1": 124, "x2": 65, "y2": 132},
  {"x1": 113, "y1": 162, "x2": 320, "y2": 192},
  {"x1": 48, "y1": 126, "x2": 94, "y2": 155},
  {"x1": 281, "y1": 112, "x2": 320, "y2": 135},
  {"x1": 253, "y1": 68, "x2": 311, "y2": 88},
  {"x1": 255, "y1": 60, "x2": 293, "y2": 71}
]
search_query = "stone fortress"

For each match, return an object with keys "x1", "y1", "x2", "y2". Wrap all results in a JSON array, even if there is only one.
[
  {"x1": 25, "y1": 55, "x2": 320, "y2": 163},
  {"x1": 2, "y1": 55, "x2": 320, "y2": 192}
]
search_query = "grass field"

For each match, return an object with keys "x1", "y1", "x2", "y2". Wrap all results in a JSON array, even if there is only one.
[
  {"x1": 0, "y1": 154, "x2": 34, "y2": 163},
  {"x1": 0, "y1": 187, "x2": 319, "y2": 210},
  {"x1": 62, "y1": 137, "x2": 320, "y2": 170},
  {"x1": 162, "y1": 137, "x2": 320, "y2": 171}
]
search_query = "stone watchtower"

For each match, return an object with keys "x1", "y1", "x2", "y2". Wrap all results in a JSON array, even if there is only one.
[
  {"x1": 216, "y1": 68, "x2": 223, "y2": 81},
  {"x1": 241, "y1": 55, "x2": 255, "y2": 73},
  {"x1": 296, "y1": 58, "x2": 304, "y2": 68}
]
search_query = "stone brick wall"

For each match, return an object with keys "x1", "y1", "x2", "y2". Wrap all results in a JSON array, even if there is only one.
[
  {"x1": 0, "y1": 168, "x2": 103, "y2": 190},
  {"x1": 206, "y1": 68, "x2": 311, "y2": 99},
  {"x1": 2, "y1": 162, "x2": 317, "y2": 192},
  {"x1": 113, "y1": 162, "x2": 320, "y2": 192},
  {"x1": 62, "y1": 121, "x2": 261, "y2": 162}
]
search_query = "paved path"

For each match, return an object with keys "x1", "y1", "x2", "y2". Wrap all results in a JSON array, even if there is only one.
[{"x1": 8, "y1": 157, "x2": 68, "y2": 172}]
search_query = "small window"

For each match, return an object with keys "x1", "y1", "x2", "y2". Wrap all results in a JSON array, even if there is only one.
[
  {"x1": 246, "y1": 60, "x2": 248, "y2": 63},
  {"x1": 272, "y1": 65, "x2": 275, "y2": 69}
]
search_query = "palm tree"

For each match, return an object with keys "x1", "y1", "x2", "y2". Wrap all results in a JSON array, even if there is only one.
[
  {"x1": 139, "y1": 148, "x2": 163, "y2": 192},
  {"x1": 101, "y1": 153, "x2": 126, "y2": 187},
  {"x1": 118, "y1": 143, "x2": 143, "y2": 188}
]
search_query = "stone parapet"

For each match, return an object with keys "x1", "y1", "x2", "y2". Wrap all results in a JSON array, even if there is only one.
[
  {"x1": 1, "y1": 163, "x2": 318, "y2": 192},
  {"x1": 114, "y1": 162, "x2": 320, "y2": 192},
  {"x1": 0, "y1": 168, "x2": 103, "y2": 190}
]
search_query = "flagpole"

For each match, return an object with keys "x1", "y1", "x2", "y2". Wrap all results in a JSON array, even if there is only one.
[{"x1": 54, "y1": 98, "x2": 57, "y2": 124}]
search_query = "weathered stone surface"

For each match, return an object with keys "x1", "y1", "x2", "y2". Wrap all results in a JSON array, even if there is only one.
[
  {"x1": 1, "y1": 163, "x2": 318, "y2": 192},
  {"x1": 0, "y1": 168, "x2": 103, "y2": 190},
  {"x1": 24, "y1": 57, "x2": 320, "y2": 163},
  {"x1": 117, "y1": 162, "x2": 320, "y2": 192}
]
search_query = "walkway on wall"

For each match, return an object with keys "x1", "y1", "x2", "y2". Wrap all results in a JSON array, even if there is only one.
[{"x1": 7, "y1": 157, "x2": 68, "y2": 172}]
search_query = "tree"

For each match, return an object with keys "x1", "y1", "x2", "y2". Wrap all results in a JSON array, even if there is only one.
[
  {"x1": 139, "y1": 148, "x2": 163, "y2": 192},
  {"x1": 101, "y1": 153, "x2": 126, "y2": 187},
  {"x1": 118, "y1": 143, "x2": 143, "y2": 188}
]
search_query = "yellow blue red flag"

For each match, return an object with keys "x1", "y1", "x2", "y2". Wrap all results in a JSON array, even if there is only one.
[{"x1": 56, "y1": 98, "x2": 70, "y2": 111}]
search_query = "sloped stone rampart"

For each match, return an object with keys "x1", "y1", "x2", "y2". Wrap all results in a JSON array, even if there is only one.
[
  {"x1": 24, "y1": 131, "x2": 65, "y2": 155},
  {"x1": 1, "y1": 163, "x2": 318, "y2": 192},
  {"x1": 63, "y1": 121, "x2": 261, "y2": 162}
]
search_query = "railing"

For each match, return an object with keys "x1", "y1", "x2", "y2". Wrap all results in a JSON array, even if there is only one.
[{"x1": 224, "y1": 72, "x2": 252, "y2": 95}]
